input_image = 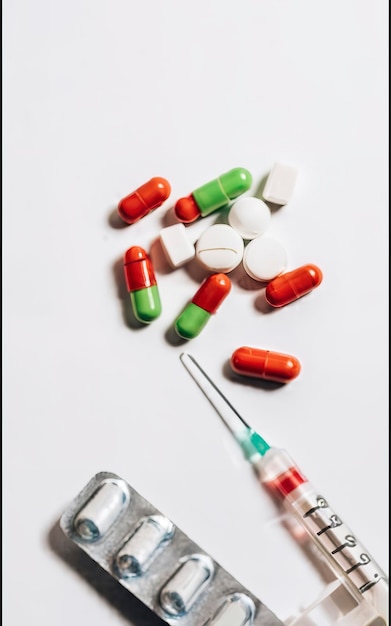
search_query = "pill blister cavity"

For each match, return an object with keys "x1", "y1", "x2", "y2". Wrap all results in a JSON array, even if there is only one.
[
  {"x1": 205, "y1": 592, "x2": 256, "y2": 626},
  {"x1": 73, "y1": 479, "x2": 129, "y2": 542},
  {"x1": 114, "y1": 515, "x2": 175, "y2": 577},
  {"x1": 159, "y1": 554, "x2": 214, "y2": 616}
]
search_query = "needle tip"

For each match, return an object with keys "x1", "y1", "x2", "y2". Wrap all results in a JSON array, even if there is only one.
[{"x1": 179, "y1": 352, "x2": 195, "y2": 368}]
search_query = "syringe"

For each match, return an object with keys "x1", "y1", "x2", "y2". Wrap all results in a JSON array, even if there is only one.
[{"x1": 180, "y1": 353, "x2": 389, "y2": 626}]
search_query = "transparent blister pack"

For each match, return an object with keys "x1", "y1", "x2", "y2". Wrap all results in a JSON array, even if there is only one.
[{"x1": 60, "y1": 471, "x2": 284, "y2": 626}]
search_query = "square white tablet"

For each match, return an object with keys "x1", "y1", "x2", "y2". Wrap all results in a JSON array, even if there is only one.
[
  {"x1": 160, "y1": 223, "x2": 195, "y2": 268},
  {"x1": 263, "y1": 163, "x2": 298, "y2": 205}
]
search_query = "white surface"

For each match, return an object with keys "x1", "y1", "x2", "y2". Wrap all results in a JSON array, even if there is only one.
[
  {"x1": 2, "y1": 1, "x2": 389, "y2": 626},
  {"x1": 160, "y1": 224, "x2": 196, "y2": 268},
  {"x1": 196, "y1": 224, "x2": 244, "y2": 273},
  {"x1": 263, "y1": 163, "x2": 298, "y2": 206},
  {"x1": 228, "y1": 197, "x2": 272, "y2": 240},
  {"x1": 243, "y1": 236, "x2": 288, "y2": 281}
]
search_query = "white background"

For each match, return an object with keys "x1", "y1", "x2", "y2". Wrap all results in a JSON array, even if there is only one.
[{"x1": 3, "y1": 1, "x2": 389, "y2": 625}]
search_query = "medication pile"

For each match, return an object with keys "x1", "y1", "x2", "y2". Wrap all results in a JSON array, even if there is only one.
[{"x1": 119, "y1": 164, "x2": 323, "y2": 384}]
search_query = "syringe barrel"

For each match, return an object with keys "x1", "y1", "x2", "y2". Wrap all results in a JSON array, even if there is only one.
[{"x1": 254, "y1": 447, "x2": 388, "y2": 623}]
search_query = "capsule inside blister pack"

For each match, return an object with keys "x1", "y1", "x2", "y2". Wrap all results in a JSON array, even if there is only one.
[
  {"x1": 205, "y1": 592, "x2": 256, "y2": 626},
  {"x1": 159, "y1": 554, "x2": 215, "y2": 616},
  {"x1": 60, "y1": 472, "x2": 284, "y2": 626},
  {"x1": 114, "y1": 515, "x2": 175, "y2": 577},
  {"x1": 73, "y1": 478, "x2": 129, "y2": 542}
]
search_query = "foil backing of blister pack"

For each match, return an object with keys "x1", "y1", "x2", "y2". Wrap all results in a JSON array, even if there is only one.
[{"x1": 60, "y1": 471, "x2": 284, "y2": 626}]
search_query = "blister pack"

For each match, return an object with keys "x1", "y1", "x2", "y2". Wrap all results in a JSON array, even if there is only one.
[{"x1": 60, "y1": 471, "x2": 284, "y2": 626}]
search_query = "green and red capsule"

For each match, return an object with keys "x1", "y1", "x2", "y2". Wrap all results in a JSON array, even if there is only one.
[
  {"x1": 123, "y1": 246, "x2": 161, "y2": 323},
  {"x1": 175, "y1": 273, "x2": 231, "y2": 339},
  {"x1": 175, "y1": 168, "x2": 252, "y2": 223}
]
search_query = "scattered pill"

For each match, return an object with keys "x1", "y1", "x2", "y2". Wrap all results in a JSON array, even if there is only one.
[
  {"x1": 175, "y1": 273, "x2": 231, "y2": 340},
  {"x1": 123, "y1": 246, "x2": 162, "y2": 323},
  {"x1": 159, "y1": 554, "x2": 214, "y2": 616},
  {"x1": 159, "y1": 223, "x2": 196, "y2": 268},
  {"x1": 118, "y1": 177, "x2": 171, "y2": 225},
  {"x1": 265, "y1": 264, "x2": 323, "y2": 307},
  {"x1": 262, "y1": 163, "x2": 298, "y2": 206},
  {"x1": 243, "y1": 236, "x2": 287, "y2": 282},
  {"x1": 230, "y1": 346, "x2": 301, "y2": 383},
  {"x1": 195, "y1": 224, "x2": 244, "y2": 273},
  {"x1": 174, "y1": 168, "x2": 252, "y2": 223},
  {"x1": 74, "y1": 479, "x2": 130, "y2": 542},
  {"x1": 228, "y1": 197, "x2": 271, "y2": 240}
]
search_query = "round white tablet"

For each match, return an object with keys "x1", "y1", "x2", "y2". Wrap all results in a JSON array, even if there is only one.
[
  {"x1": 243, "y1": 236, "x2": 287, "y2": 281},
  {"x1": 195, "y1": 224, "x2": 244, "y2": 273},
  {"x1": 228, "y1": 197, "x2": 271, "y2": 240}
]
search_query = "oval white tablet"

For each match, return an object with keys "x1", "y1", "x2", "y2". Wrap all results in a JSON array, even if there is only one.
[
  {"x1": 228, "y1": 197, "x2": 271, "y2": 240},
  {"x1": 243, "y1": 236, "x2": 287, "y2": 281},
  {"x1": 195, "y1": 224, "x2": 244, "y2": 273}
]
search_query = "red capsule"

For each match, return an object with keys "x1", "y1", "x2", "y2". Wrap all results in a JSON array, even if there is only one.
[
  {"x1": 231, "y1": 346, "x2": 301, "y2": 383},
  {"x1": 117, "y1": 177, "x2": 171, "y2": 225},
  {"x1": 123, "y1": 246, "x2": 157, "y2": 292},
  {"x1": 192, "y1": 273, "x2": 232, "y2": 313},
  {"x1": 265, "y1": 264, "x2": 323, "y2": 308},
  {"x1": 174, "y1": 195, "x2": 200, "y2": 223}
]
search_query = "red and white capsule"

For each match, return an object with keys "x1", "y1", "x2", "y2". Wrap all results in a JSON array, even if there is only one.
[
  {"x1": 265, "y1": 264, "x2": 323, "y2": 308},
  {"x1": 230, "y1": 346, "x2": 301, "y2": 383},
  {"x1": 117, "y1": 177, "x2": 171, "y2": 225}
]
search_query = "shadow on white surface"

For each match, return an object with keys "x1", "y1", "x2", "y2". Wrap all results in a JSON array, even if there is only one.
[
  {"x1": 48, "y1": 520, "x2": 167, "y2": 626},
  {"x1": 108, "y1": 206, "x2": 131, "y2": 230}
]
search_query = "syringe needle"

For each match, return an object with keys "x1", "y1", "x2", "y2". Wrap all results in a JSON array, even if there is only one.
[
  {"x1": 180, "y1": 352, "x2": 270, "y2": 460},
  {"x1": 180, "y1": 352, "x2": 250, "y2": 430},
  {"x1": 180, "y1": 353, "x2": 389, "y2": 624}
]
